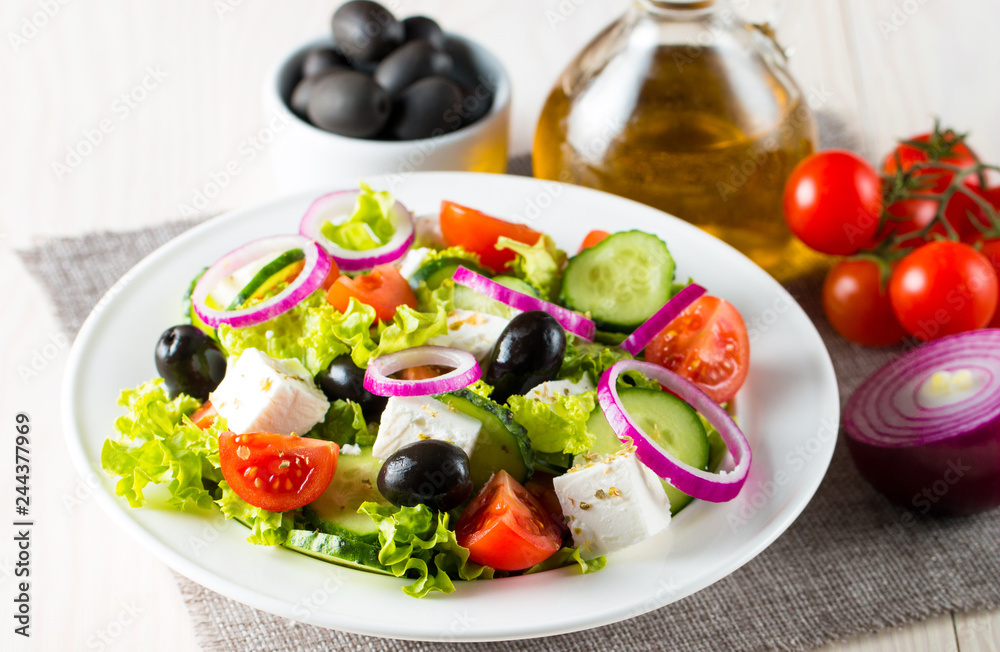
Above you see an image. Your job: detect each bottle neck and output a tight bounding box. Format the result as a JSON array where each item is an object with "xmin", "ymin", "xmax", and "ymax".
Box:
[{"xmin": 637, "ymin": 0, "xmax": 722, "ymax": 18}]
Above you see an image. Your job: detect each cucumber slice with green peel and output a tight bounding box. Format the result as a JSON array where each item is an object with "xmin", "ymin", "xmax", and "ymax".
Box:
[
  {"xmin": 306, "ymin": 447, "xmax": 387, "ymax": 544},
  {"xmin": 436, "ymin": 389, "xmax": 534, "ymax": 487},
  {"xmin": 182, "ymin": 267, "xmax": 216, "ymax": 337},
  {"xmin": 284, "ymin": 529, "xmax": 393, "ymax": 575},
  {"xmin": 533, "ymin": 451, "xmax": 574, "ymax": 475},
  {"xmin": 561, "ymin": 231, "xmax": 675, "ymax": 333},
  {"xmin": 408, "ymin": 256, "xmax": 492, "ymax": 291},
  {"xmin": 575, "ymin": 387, "xmax": 709, "ymax": 515},
  {"xmin": 226, "ymin": 249, "xmax": 305, "ymax": 310},
  {"xmin": 453, "ymin": 276, "xmax": 539, "ymax": 317}
]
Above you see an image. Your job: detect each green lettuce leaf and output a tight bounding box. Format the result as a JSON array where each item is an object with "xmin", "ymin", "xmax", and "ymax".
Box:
[
  {"xmin": 415, "ymin": 278, "xmax": 455, "ymax": 314},
  {"xmin": 558, "ymin": 340, "xmax": 634, "ymax": 385},
  {"xmin": 523, "ymin": 547, "xmax": 606, "ymax": 575},
  {"xmin": 463, "ymin": 379, "xmax": 494, "ymax": 400},
  {"xmin": 495, "ymin": 234, "xmax": 566, "ymax": 301},
  {"xmin": 216, "ymin": 481, "xmax": 292, "ymax": 546},
  {"xmin": 359, "ymin": 502, "xmax": 492, "ymax": 597},
  {"xmin": 420, "ymin": 245, "xmax": 482, "ymax": 267},
  {"xmin": 101, "ymin": 380, "xmax": 225, "ymax": 511},
  {"xmin": 371, "ymin": 304, "xmax": 449, "ymax": 359},
  {"xmin": 507, "ymin": 391, "xmax": 597, "ymax": 455},
  {"xmin": 305, "ymin": 399, "xmax": 368, "ymax": 446},
  {"xmin": 320, "ymin": 182, "xmax": 396, "ymax": 251},
  {"xmin": 217, "ymin": 291, "xmax": 355, "ymax": 375}
]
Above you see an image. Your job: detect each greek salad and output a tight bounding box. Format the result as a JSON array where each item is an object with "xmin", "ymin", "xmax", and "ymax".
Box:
[{"xmin": 102, "ymin": 183, "xmax": 752, "ymax": 597}]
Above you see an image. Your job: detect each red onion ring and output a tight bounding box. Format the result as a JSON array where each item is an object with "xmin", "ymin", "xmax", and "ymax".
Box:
[
  {"xmin": 452, "ymin": 266, "xmax": 596, "ymax": 341},
  {"xmin": 620, "ymin": 284, "xmax": 706, "ymax": 355},
  {"xmin": 192, "ymin": 235, "xmax": 331, "ymax": 329},
  {"xmin": 299, "ymin": 189, "xmax": 415, "ymax": 271},
  {"xmin": 364, "ymin": 346, "xmax": 482, "ymax": 397},
  {"xmin": 597, "ymin": 360, "xmax": 752, "ymax": 502}
]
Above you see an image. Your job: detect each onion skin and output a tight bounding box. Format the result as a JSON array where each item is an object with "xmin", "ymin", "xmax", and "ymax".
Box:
[{"xmin": 846, "ymin": 426, "xmax": 1000, "ymax": 516}]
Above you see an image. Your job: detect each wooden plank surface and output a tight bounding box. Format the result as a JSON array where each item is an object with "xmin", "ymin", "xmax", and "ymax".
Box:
[{"xmin": 0, "ymin": 1, "xmax": 997, "ymax": 650}]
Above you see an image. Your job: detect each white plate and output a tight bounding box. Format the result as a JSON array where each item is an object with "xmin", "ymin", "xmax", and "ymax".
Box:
[{"xmin": 62, "ymin": 172, "xmax": 839, "ymax": 642}]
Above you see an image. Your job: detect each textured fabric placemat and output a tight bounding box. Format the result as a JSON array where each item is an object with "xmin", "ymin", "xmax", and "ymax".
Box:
[{"xmin": 22, "ymin": 128, "xmax": 1000, "ymax": 651}]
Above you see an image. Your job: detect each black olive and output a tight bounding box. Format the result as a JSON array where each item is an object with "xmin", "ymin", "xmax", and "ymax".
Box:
[
  {"xmin": 331, "ymin": 1, "xmax": 404, "ymax": 63},
  {"xmin": 315, "ymin": 355, "xmax": 388, "ymax": 422},
  {"xmin": 306, "ymin": 70, "xmax": 390, "ymax": 138},
  {"xmin": 301, "ymin": 47, "xmax": 348, "ymax": 78},
  {"xmin": 457, "ymin": 82, "xmax": 494, "ymax": 127},
  {"xmin": 374, "ymin": 40, "xmax": 453, "ymax": 98},
  {"xmin": 154, "ymin": 325, "xmax": 227, "ymax": 401},
  {"xmin": 485, "ymin": 311, "xmax": 566, "ymax": 403},
  {"xmin": 289, "ymin": 69, "xmax": 348, "ymax": 119},
  {"xmin": 402, "ymin": 15, "xmax": 447, "ymax": 51},
  {"xmin": 387, "ymin": 75, "xmax": 463, "ymax": 141},
  {"xmin": 377, "ymin": 440, "xmax": 473, "ymax": 512}
]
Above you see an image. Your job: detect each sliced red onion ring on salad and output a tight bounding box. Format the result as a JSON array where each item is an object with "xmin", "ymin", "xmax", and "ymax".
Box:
[
  {"xmin": 597, "ymin": 359, "xmax": 751, "ymax": 502},
  {"xmin": 364, "ymin": 345, "xmax": 482, "ymax": 397},
  {"xmin": 452, "ymin": 266, "xmax": 596, "ymax": 341},
  {"xmin": 844, "ymin": 330, "xmax": 1000, "ymax": 515},
  {"xmin": 299, "ymin": 189, "xmax": 415, "ymax": 271},
  {"xmin": 192, "ymin": 235, "xmax": 331, "ymax": 329},
  {"xmin": 620, "ymin": 283, "xmax": 706, "ymax": 355}
]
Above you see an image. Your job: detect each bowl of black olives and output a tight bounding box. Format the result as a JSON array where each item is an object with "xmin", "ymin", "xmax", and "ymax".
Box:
[{"xmin": 266, "ymin": 1, "xmax": 511, "ymax": 192}]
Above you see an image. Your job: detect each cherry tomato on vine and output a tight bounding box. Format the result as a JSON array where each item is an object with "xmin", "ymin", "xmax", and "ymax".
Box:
[
  {"xmin": 882, "ymin": 132, "xmax": 978, "ymax": 193},
  {"xmin": 888, "ymin": 241, "xmax": 998, "ymax": 341},
  {"xmin": 978, "ymin": 239, "xmax": 1000, "ymax": 328},
  {"xmin": 822, "ymin": 259, "xmax": 907, "ymax": 347},
  {"xmin": 783, "ymin": 150, "xmax": 882, "ymax": 255}
]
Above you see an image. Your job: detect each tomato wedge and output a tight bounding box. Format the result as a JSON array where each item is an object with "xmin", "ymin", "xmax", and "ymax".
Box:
[
  {"xmin": 645, "ymin": 296, "xmax": 750, "ymax": 404},
  {"xmin": 456, "ymin": 471, "xmax": 562, "ymax": 571},
  {"xmin": 578, "ymin": 229, "xmax": 610, "ymax": 252},
  {"xmin": 320, "ymin": 257, "xmax": 341, "ymax": 290},
  {"xmin": 218, "ymin": 431, "xmax": 338, "ymax": 512},
  {"xmin": 190, "ymin": 401, "xmax": 219, "ymax": 430},
  {"xmin": 439, "ymin": 201, "xmax": 543, "ymax": 273},
  {"xmin": 326, "ymin": 263, "xmax": 416, "ymax": 322}
]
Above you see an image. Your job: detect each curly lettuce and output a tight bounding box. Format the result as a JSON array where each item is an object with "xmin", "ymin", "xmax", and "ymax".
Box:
[
  {"xmin": 305, "ymin": 399, "xmax": 370, "ymax": 446},
  {"xmin": 558, "ymin": 340, "xmax": 634, "ymax": 385},
  {"xmin": 101, "ymin": 380, "xmax": 225, "ymax": 511},
  {"xmin": 359, "ymin": 503, "xmax": 492, "ymax": 597},
  {"xmin": 321, "ymin": 182, "xmax": 396, "ymax": 250},
  {"xmin": 507, "ymin": 391, "xmax": 597, "ymax": 455},
  {"xmin": 523, "ymin": 547, "xmax": 606, "ymax": 575},
  {"xmin": 496, "ymin": 233, "xmax": 566, "ymax": 301},
  {"xmin": 216, "ymin": 481, "xmax": 293, "ymax": 546}
]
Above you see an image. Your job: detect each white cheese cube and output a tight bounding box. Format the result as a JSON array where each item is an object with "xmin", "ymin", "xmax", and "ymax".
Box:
[
  {"xmin": 209, "ymin": 348, "xmax": 330, "ymax": 436},
  {"xmin": 524, "ymin": 377, "xmax": 596, "ymax": 402},
  {"xmin": 395, "ymin": 247, "xmax": 431, "ymax": 279},
  {"xmin": 427, "ymin": 309, "xmax": 510, "ymax": 362},
  {"xmin": 372, "ymin": 396, "xmax": 482, "ymax": 460},
  {"xmin": 553, "ymin": 449, "xmax": 671, "ymax": 559}
]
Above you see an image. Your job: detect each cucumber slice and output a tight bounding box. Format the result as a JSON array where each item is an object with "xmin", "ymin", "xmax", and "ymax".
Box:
[
  {"xmin": 182, "ymin": 267, "xmax": 215, "ymax": 337},
  {"xmin": 409, "ymin": 256, "xmax": 492, "ymax": 290},
  {"xmin": 574, "ymin": 387, "xmax": 709, "ymax": 515},
  {"xmin": 561, "ymin": 231, "xmax": 675, "ymax": 332},
  {"xmin": 453, "ymin": 276, "xmax": 540, "ymax": 317},
  {"xmin": 226, "ymin": 249, "xmax": 305, "ymax": 310},
  {"xmin": 436, "ymin": 389, "xmax": 534, "ymax": 487},
  {"xmin": 306, "ymin": 447, "xmax": 387, "ymax": 544},
  {"xmin": 284, "ymin": 529, "xmax": 393, "ymax": 576},
  {"xmin": 534, "ymin": 451, "xmax": 573, "ymax": 475}
]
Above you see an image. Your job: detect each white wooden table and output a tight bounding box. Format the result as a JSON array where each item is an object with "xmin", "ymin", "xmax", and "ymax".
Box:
[{"xmin": 1, "ymin": 1, "xmax": 998, "ymax": 650}]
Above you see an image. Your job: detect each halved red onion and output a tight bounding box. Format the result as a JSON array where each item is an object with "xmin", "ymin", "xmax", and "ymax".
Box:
[
  {"xmin": 597, "ymin": 360, "xmax": 751, "ymax": 502},
  {"xmin": 620, "ymin": 283, "xmax": 706, "ymax": 355},
  {"xmin": 299, "ymin": 189, "xmax": 414, "ymax": 271},
  {"xmin": 192, "ymin": 235, "xmax": 331, "ymax": 328},
  {"xmin": 452, "ymin": 266, "xmax": 596, "ymax": 341},
  {"xmin": 845, "ymin": 330, "xmax": 1000, "ymax": 515},
  {"xmin": 364, "ymin": 346, "xmax": 481, "ymax": 397}
]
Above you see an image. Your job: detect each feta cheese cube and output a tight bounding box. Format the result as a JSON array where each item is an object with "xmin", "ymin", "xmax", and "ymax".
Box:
[
  {"xmin": 524, "ymin": 377, "xmax": 596, "ymax": 402},
  {"xmin": 427, "ymin": 309, "xmax": 510, "ymax": 362},
  {"xmin": 553, "ymin": 449, "xmax": 671, "ymax": 559},
  {"xmin": 372, "ymin": 396, "xmax": 482, "ymax": 460},
  {"xmin": 395, "ymin": 247, "xmax": 431, "ymax": 279},
  {"xmin": 209, "ymin": 348, "xmax": 330, "ymax": 436}
]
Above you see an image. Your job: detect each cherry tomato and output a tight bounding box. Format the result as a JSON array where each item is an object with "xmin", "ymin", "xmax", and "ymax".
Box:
[
  {"xmin": 578, "ymin": 229, "xmax": 610, "ymax": 252},
  {"xmin": 822, "ymin": 259, "xmax": 906, "ymax": 346},
  {"xmin": 456, "ymin": 470, "xmax": 562, "ymax": 571},
  {"xmin": 190, "ymin": 401, "xmax": 219, "ymax": 430},
  {"xmin": 882, "ymin": 132, "xmax": 978, "ymax": 193},
  {"xmin": 326, "ymin": 263, "xmax": 416, "ymax": 322},
  {"xmin": 888, "ymin": 241, "xmax": 998, "ymax": 341},
  {"xmin": 645, "ymin": 296, "xmax": 750, "ymax": 404},
  {"xmin": 218, "ymin": 431, "xmax": 338, "ymax": 512},
  {"xmin": 321, "ymin": 257, "xmax": 341, "ymax": 291},
  {"xmin": 978, "ymin": 239, "xmax": 1000, "ymax": 328},
  {"xmin": 783, "ymin": 150, "xmax": 882, "ymax": 255},
  {"xmin": 439, "ymin": 201, "xmax": 543, "ymax": 273},
  {"xmin": 394, "ymin": 365, "xmax": 447, "ymax": 381}
]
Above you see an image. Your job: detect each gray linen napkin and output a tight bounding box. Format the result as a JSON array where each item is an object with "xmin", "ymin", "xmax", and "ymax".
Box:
[{"xmin": 20, "ymin": 119, "xmax": 1000, "ymax": 651}]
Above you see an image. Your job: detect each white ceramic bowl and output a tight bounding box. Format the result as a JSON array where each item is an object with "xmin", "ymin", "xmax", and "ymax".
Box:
[{"xmin": 264, "ymin": 35, "xmax": 511, "ymax": 193}]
